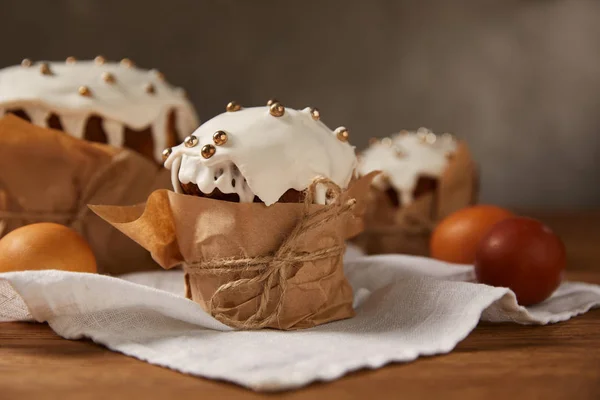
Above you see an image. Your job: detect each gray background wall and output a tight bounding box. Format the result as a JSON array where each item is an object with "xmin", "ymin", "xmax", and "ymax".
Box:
[{"xmin": 2, "ymin": 0, "xmax": 599, "ymax": 209}]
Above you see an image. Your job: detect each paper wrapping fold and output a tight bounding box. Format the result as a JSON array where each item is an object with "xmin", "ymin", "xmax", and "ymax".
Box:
[
  {"xmin": 354, "ymin": 142, "xmax": 478, "ymax": 256},
  {"xmin": 90, "ymin": 172, "xmax": 377, "ymax": 330},
  {"xmin": 0, "ymin": 115, "xmax": 170, "ymax": 274}
]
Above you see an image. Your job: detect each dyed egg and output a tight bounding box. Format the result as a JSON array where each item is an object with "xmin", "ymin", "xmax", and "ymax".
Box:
[
  {"xmin": 430, "ymin": 205, "xmax": 514, "ymax": 264},
  {"xmin": 475, "ymin": 217, "xmax": 565, "ymax": 306},
  {"xmin": 0, "ymin": 223, "xmax": 97, "ymax": 273}
]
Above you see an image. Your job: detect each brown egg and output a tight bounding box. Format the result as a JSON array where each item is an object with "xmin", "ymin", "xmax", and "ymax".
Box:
[
  {"xmin": 0, "ymin": 223, "xmax": 97, "ymax": 273},
  {"xmin": 430, "ymin": 205, "xmax": 514, "ymax": 264},
  {"xmin": 475, "ymin": 217, "xmax": 565, "ymax": 306}
]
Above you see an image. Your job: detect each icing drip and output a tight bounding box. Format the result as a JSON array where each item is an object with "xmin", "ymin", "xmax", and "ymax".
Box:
[
  {"xmin": 0, "ymin": 60, "xmax": 200, "ymax": 162},
  {"xmin": 358, "ymin": 129, "xmax": 458, "ymax": 205},
  {"xmin": 151, "ymin": 108, "xmax": 170, "ymax": 162},
  {"xmin": 26, "ymin": 106, "xmax": 50, "ymax": 127},
  {"xmin": 102, "ymin": 118, "xmax": 124, "ymax": 147},
  {"xmin": 60, "ymin": 114, "xmax": 88, "ymax": 139},
  {"xmin": 178, "ymin": 159, "xmax": 255, "ymax": 202},
  {"xmin": 165, "ymin": 106, "xmax": 357, "ymax": 206}
]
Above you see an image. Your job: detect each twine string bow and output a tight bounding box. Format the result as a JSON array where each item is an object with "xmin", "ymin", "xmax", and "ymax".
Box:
[{"xmin": 184, "ymin": 177, "xmax": 357, "ymax": 330}]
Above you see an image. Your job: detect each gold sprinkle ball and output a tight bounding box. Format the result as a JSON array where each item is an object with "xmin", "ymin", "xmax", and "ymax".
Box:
[
  {"xmin": 145, "ymin": 83, "xmax": 156, "ymax": 94},
  {"xmin": 394, "ymin": 146, "xmax": 407, "ymax": 158},
  {"xmin": 94, "ymin": 55, "xmax": 106, "ymax": 65},
  {"xmin": 381, "ymin": 137, "xmax": 392, "ymax": 147},
  {"xmin": 154, "ymin": 69, "xmax": 165, "ymax": 80},
  {"xmin": 121, "ymin": 58, "xmax": 135, "ymax": 68},
  {"xmin": 441, "ymin": 132, "xmax": 454, "ymax": 141},
  {"xmin": 335, "ymin": 126, "xmax": 349, "ymax": 142},
  {"xmin": 21, "ymin": 58, "xmax": 32, "ymax": 67},
  {"xmin": 184, "ymin": 136, "xmax": 198, "ymax": 148},
  {"xmin": 102, "ymin": 72, "xmax": 116, "ymax": 83},
  {"xmin": 226, "ymin": 101, "xmax": 242, "ymax": 112},
  {"xmin": 213, "ymin": 130, "xmax": 228, "ymax": 146},
  {"xmin": 425, "ymin": 132, "xmax": 437, "ymax": 144},
  {"xmin": 309, "ymin": 107, "xmax": 320, "ymax": 120},
  {"xmin": 201, "ymin": 144, "xmax": 216, "ymax": 159},
  {"xmin": 162, "ymin": 148, "xmax": 172, "ymax": 161},
  {"xmin": 269, "ymin": 102, "xmax": 285, "ymax": 117},
  {"xmin": 78, "ymin": 86, "xmax": 92, "ymax": 97},
  {"xmin": 66, "ymin": 56, "xmax": 77, "ymax": 64},
  {"xmin": 266, "ymin": 98, "xmax": 279, "ymax": 107},
  {"xmin": 39, "ymin": 63, "xmax": 52, "ymax": 75}
]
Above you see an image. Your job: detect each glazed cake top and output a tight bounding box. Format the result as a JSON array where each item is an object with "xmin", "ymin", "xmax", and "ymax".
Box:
[
  {"xmin": 164, "ymin": 104, "xmax": 357, "ymax": 206},
  {"xmin": 358, "ymin": 128, "xmax": 458, "ymax": 205},
  {"xmin": 0, "ymin": 59, "xmax": 199, "ymax": 161}
]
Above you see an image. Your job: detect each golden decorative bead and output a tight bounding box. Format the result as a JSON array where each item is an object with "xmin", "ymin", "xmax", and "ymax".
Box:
[
  {"xmin": 184, "ymin": 135, "xmax": 198, "ymax": 148},
  {"xmin": 145, "ymin": 83, "xmax": 156, "ymax": 94},
  {"xmin": 309, "ymin": 107, "xmax": 320, "ymax": 120},
  {"xmin": 121, "ymin": 58, "xmax": 135, "ymax": 68},
  {"xmin": 368, "ymin": 137, "xmax": 380, "ymax": 146},
  {"xmin": 154, "ymin": 69, "xmax": 165, "ymax": 80},
  {"xmin": 21, "ymin": 58, "xmax": 32, "ymax": 67},
  {"xmin": 162, "ymin": 148, "xmax": 172, "ymax": 161},
  {"xmin": 441, "ymin": 132, "xmax": 455, "ymax": 141},
  {"xmin": 266, "ymin": 98, "xmax": 279, "ymax": 107},
  {"xmin": 425, "ymin": 132, "xmax": 437, "ymax": 144},
  {"xmin": 102, "ymin": 72, "xmax": 116, "ymax": 83},
  {"xmin": 201, "ymin": 144, "xmax": 216, "ymax": 159},
  {"xmin": 66, "ymin": 56, "xmax": 77, "ymax": 64},
  {"xmin": 269, "ymin": 102, "xmax": 285, "ymax": 117},
  {"xmin": 335, "ymin": 126, "xmax": 349, "ymax": 142},
  {"xmin": 94, "ymin": 55, "xmax": 106, "ymax": 65},
  {"xmin": 226, "ymin": 101, "xmax": 241, "ymax": 112},
  {"xmin": 213, "ymin": 130, "xmax": 228, "ymax": 146},
  {"xmin": 381, "ymin": 137, "xmax": 392, "ymax": 147},
  {"xmin": 393, "ymin": 146, "xmax": 407, "ymax": 158},
  {"xmin": 78, "ymin": 86, "xmax": 92, "ymax": 97},
  {"xmin": 39, "ymin": 63, "xmax": 52, "ymax": 75}
]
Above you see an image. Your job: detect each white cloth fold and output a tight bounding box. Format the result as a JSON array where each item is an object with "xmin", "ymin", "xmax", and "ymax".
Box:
[{"xmin": 1, "ymin": 248, "xmax": 599, "ymax": 392}]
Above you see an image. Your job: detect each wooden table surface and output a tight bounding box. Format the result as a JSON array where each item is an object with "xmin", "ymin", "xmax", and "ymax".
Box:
[{"xmin": 1, "ymin": 212, "xmax": 599, "ymax": 399}]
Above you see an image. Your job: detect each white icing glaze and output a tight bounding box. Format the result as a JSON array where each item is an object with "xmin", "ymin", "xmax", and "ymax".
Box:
[
  {"xmin": 358, "ymin": 128, "xmax": 457, "ymax": 205},
  {"xmin": 25, "ymin": 106, "xmax": 49, "ymax": 127},
  {"xmin": 0, "ymin": 60, "xmax": 199, "ymax": 162},
  {"xmin": 151, "ymin": 108, "xmax": 170, "ymax": 162},
  {"xmin": 102, "ymin": 118, "xmax": 124, "ymax": 147},
  {"xmin": 60, "ymin": 114, "xmax": 88, "ymax": 139},
  {"xmin": 165, "ymin": 106, "xmax": 357, "ymax": 206}
]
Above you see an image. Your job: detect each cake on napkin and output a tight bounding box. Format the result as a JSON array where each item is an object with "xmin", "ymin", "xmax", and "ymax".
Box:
[
  {"xmin": 354, "ymin": 128, "xmax": 478, "ymax": 256},
  {"xmin": 92, "ymin": 100, "xmax": 377, "ymax": 330}
]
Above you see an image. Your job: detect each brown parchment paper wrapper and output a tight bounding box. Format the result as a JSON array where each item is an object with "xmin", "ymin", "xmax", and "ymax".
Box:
[
  {"xmin": 353, "ymin": 142, "xmax": 478, "ymax": 256},
  {"xmin": 90, "ymin": 172, "xmax": 378, "ymax": 330},
  {"xmin": 0, "ymin": 115, "xmax": 172, "ymax": 274}
]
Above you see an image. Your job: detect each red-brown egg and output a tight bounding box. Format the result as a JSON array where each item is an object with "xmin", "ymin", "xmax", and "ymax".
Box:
[
  {"xmin": 475, "ymin": 217, "xmax": 566, "ymax": 306},
  {"xmin": 430, "ymin": 205, "xmax": 514, "ymax": 264},
  {"xmin": 0, "ymin": 223, "xmax": 97, "ymax": 273}
]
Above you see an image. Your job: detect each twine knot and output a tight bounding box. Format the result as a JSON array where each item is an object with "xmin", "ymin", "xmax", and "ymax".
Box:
[{"xmin": 184, "ymin": 177, "xmax": 356, "ymax": 330}]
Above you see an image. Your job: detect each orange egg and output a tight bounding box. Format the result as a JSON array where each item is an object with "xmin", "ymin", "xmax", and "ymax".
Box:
[
  {"xmin": 0, "ymin": 223, "xmax": 97, "ymax": 273},
  {"xmin": 430, "ymin": 205, "xmax": 514, "ymax": 264}
]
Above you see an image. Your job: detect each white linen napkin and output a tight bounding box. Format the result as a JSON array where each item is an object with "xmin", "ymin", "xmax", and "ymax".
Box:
[{"xmin": 1, "ymin": 246, "xmax": 599, "ymax": 392}]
